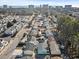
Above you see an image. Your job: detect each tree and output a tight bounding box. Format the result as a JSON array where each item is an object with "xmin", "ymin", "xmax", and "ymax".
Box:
[{"xmin": 57, "ymin": 15, "xmax": 79, "ymax": 59}]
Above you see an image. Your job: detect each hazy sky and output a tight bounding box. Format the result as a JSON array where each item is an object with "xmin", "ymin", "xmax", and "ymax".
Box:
[{"xmin": 0, "ymin": 0, "xmax": 79, "ymax": 7}]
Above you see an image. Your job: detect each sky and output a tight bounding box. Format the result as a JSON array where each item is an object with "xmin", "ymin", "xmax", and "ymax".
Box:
[{"xmin": 0, "ymin": 0, "xmax": 79, "ymax": 7}]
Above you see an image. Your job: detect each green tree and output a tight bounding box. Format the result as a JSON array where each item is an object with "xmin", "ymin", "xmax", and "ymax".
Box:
[{"xmin": 57, "ymin": 15, "xmax": 79, "ymax": 59}]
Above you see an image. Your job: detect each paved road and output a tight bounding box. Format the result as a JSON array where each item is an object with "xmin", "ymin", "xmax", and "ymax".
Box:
[
  {"xmin": 0, "ymin": 15, "xmax": 35, "ymax": 59},
  {"xmin": 0, "ymin": 27, "xmax": 26, "ymax": 59}
]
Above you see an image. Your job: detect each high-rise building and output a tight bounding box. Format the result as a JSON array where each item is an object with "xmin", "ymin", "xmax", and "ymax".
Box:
[
  {"xmin": 65, "ymin": 5, "xmax": 72, "ymax": 9},
  {"xmin": 3, "ymin": 5, "xmax": 8, "ymax": 9},
  {"xmin": 28, "ymin": 5, "xmax": 34, "ymax": 9},
  {"xmin": 42, "ymin": 4, "xmax": 49, "ymax": 15},
  {"xmin": 42, "ymin": 4, "xmax": 49, "ymax": 9},
  {"xmin": 56, "ymin": 6, "xmax": 63, "ymax": 9}
]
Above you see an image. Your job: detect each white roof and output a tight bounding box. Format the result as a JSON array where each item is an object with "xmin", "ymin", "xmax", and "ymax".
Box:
[
  {"xmin": 24, "ymin": 50, "xmax": 34, "ymax": 55},
  {"xmin": 12, "ymin": 49, "xmax": 23, "ymax": 55}
]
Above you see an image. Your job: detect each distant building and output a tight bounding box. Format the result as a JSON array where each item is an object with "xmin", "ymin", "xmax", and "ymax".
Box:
[
  {"xmin": 0, "ymin": 6, "xmax": 2, "ymax": 8},
  {"xmin": 65, "ymin": 5, "xmax": 72, "ymax": 9},
  {"xmin": 40, "ymin": 5, "xmax": 42, "ymax": 9},
  {"xmin": 41, "ymin": 4, "xmax": 49, "ymax": 15},
  {"xmin": 3, "ymin": 5, "xmax": 8, "ymax": 9},
  {"xmin": 56, "ymin": 6, "xmax": 63, "ymax": 9},
  {"xmin": 42, "ymin": 4, "xmax": 49, "ymax": 10},
  {"xmin": 28, "ymin": 5, "xmax": 34, "ymax": 9},
  {"xmin": 49, "ymin": 6, "xmax": 53, "ymax": 9},
  {"xmin": 9, "ymin": 6, "xmax": 12, "ymax": 9},
  {"xmin": 43, "ymin": 4, "xmax": 49, "ymax": 8}
]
